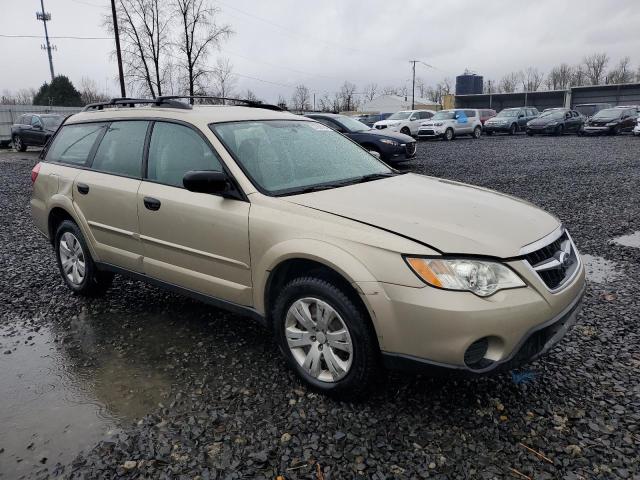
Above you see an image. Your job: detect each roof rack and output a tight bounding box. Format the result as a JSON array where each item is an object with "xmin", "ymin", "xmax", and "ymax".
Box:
[{"xmin": 82, "ymin": 96, "xmax": 282, "ymax": 112}]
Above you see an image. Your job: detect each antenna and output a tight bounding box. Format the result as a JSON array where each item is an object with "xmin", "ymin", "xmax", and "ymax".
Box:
[{"xmin": 37, "ymin": 0, "xmax": 55, "ymax": 81}]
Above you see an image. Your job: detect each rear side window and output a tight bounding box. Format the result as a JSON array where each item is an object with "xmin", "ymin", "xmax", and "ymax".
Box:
[
  {"xmin": 464, "ymin": 110, "xmax": 476, "ymax": 118},
  {"xmin": 31, "ymin": 116, "xmax": 43, "ymax": 127},
  {"xmin": 147, "ymin": 122, "xmax": 223, "ymax": 188},
  {"xmin": 419, "ymin": 111, "xmax": 433, "ymax": 119},
  {"xmin": 91, "ymin": 121, "xmax": 148, "ymax": 177},
  {"xmin": 47, "ymin": 123, "xmax": 106, "ymax": 165}
]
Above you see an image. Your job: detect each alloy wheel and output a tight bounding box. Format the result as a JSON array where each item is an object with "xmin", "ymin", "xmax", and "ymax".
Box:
[
  {"xmin": 59, "ymin": 232, "xmax": 86, "ymax": 286},
  {"xmin": 285, "ymin": 297, "xmax": 353, "ymax": 382},
  {"xmin": 13, "ymin": 136, "xmax": 22, "ymax": 151}
]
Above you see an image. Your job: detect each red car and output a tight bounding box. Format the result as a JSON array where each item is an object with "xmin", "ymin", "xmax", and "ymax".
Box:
[{"xmin": 479, "ymin": 109, "xmax": 497, "ymax": 126}]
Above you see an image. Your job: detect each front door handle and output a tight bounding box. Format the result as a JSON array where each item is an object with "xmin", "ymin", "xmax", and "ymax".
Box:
[
  {"xmin": 77, "ymin": 183, "xmax": 89, "ymax": 195},
  {"xmin": 143, "ymin": 197, "xmax": 161, "ymax": 211}
]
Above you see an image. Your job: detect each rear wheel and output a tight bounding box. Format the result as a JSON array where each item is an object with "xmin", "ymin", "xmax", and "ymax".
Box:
[
  {"xmin": 472, "ymin": 126, "xmax": 482, "ymax": 139},
  {"xmin": 611, "ymin": 125, "xmax": 622, "ymax": 136},
  {"xmin": 508, "ymin": 123, "xmax": 517, "ymax": 135},
  {"xmin": 273, "ymin": 276, "xmax": 379, "ymax": 398},
  {"xmin": 13, "ymin": 135, "xmax": 26, "ymax": 152},
  {"xmin": 555, "ymin": 125, "xmax": 564, "ymax": 136},
  {"xmin": 54, "ymin": 220, "xmax": 114, "ymax": 296},
  {"xmin": 443, "ymin": 128, "xmax": 454, "ymax": 141}
]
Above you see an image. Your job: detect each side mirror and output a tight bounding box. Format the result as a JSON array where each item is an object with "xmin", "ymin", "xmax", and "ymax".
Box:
[
  {"xmin": 34, "ymin": 124, "xmax": 43, "ymax": 130},
  {"xmin": 183, "ymin": 170, "xmax": 230, "ymax": 195},
  {"xmin": 518, "ymin": 114, "xmax": 525, "ymax": 118}
]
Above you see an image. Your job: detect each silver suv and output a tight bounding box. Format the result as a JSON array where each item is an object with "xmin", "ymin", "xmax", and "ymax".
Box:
[
  {"xmin": 417, "ymin": 109, "xmax": 483, "ymax": 140},
  {"xmin": 31, "ymin": 96, "xmax": 585, "ymax": 397}
]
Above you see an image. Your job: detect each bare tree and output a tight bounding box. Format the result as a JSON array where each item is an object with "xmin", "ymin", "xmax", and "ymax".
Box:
[
  {"xmin": 339, "ymin": 81, "xmax": 358, "ymax": 111},
  {"xmin": 0, "ymin": 89, "xmax": 36, "ymax": 105},
  {"xmin": 483, "ymin": 79, "xmax": 497, "ymax": 94},
  {"xmin": 582, "ymin": 53, "xmax": 609, "ymax": 86},
  {"xmin": 211, "ymin": 57, "xmax": 236, "ymax": 102},
  {"xmin": 108, "ymin": 0, "xmax": 172, "ymax": 97},
  {"xmin": 499, "ymin": 72, "xmax": 520, "ymax": 93},
  {"xmin": 277, "ymin": 95, "xmax": 288, "ymax": 110},
  {"xmin": 397, "ymin": 85, "xmax": 409, "ymax": 98},
  {"xmin": 243, "ymin": 89, "xmax": 258, "ymax": 102},
  {"xmin": 363, "ymin": 83, "xmax": 378, "ymax": 102},
  {"xmin": 606, "ymin": 56, "xmax": 634, "ymax": 84},
  {"xmin": 520, "ymin": 67, "xmax": 544, "ymax": 92},
  {"xmin": 290, "ymin": 84, "xmax": 311, "ymax": 111},
  {"xmin": 440, "ymin": 77, "xmax": 453, "ymax": 96},
  {"xmin": 415, "ymin": 77, "xmax": 426, "ymax": 98},
  {"xmin": 79, "ymin": 77, "xmax": 109, "ymax": 105},
  {"xmin": 381, "ymin": 85, "xmax": 398, "ymax": 95},
  {"xmin": 546, "ymin": 63, "xmax": 574, "ymax": 90},
  {"xmin": 317, "ymin": 93, "xmax": 333, "ymax": 112},
  {"xmin": 173, "ymin": 0, "xmax": 232, "ymax": 100},
  {"xmin": 571, "ymin": 65, "xmax": 587, "ymax": 86}
]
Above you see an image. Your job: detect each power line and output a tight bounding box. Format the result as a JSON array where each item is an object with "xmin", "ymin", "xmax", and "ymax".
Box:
[{"xmin": 0, "ymin": 34, "xmax": 111, "ymax": 40}]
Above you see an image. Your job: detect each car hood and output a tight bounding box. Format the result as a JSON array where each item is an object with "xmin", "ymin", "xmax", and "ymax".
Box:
[
  {"xmin": 529, "ymin": 116, "xmax": 560, "ymax": 126},
  {"xmin": 374, "ymin": 119, "xmax": 403, "ymax": 126},
  {"xmin": 355, "ymin": 129, "xmax": 414, "ymax": 142},
  {"xmin": 285, "ymin": 173, "xmax": 559, "ymax": 258}
]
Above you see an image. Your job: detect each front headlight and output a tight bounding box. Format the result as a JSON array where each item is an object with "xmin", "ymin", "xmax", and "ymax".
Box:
[
  {"xmin": 606, "ymin": 122, "xmax": 617, "ymax": 127},
  {"xmin": 405, "ymin": 257, "xmax": 525, "ymax": 297},
  {"xmin": 379, "ymin": 138, "xmax": 399, "ymax": 146},
  {"xmin": 547, "ymin": 121, "xmax": 558, "ymax": 126}
]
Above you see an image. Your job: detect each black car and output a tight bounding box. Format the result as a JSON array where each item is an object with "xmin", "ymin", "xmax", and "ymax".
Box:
[
  {"xmin": 526, "ymin": 109, "xmax": 584, "ymax": 136},
  {"xmin": 11, "ymin": 113, "xmax": 64, "ymax": 151},
  {"xmin": 354, "ymin": 113, "xmax": 392, "ymax": 128},
  {"xmin": 583, "ymin": 108, "xmax": 637, "ymax": 135},
  {"xmin": 305, "ymin": 113, "xmax": 416, "ymax": 163}
]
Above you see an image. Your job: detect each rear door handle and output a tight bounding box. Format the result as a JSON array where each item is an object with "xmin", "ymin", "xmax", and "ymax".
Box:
[
  {"xmin": 77, "ymin": 183, "xmax": 89, "ymax": 195},
  {"xmin": 143, "ymin": 197, "xmax": 161, "ymax": 211}
]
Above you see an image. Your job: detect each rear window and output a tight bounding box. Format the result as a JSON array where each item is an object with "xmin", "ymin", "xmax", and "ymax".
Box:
[{"xmin": 47, "ymin": 123, "xmax": 106, "ymax": 165}]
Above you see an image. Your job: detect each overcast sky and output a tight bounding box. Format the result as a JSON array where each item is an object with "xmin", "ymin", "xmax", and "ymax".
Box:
[{"xmin": 2, "ymin": 0, "xmax": 639, "ymax": 103}]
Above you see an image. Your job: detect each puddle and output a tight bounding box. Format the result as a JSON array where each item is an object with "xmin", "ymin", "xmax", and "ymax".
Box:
[
  {"xmin": 612, "ymin": 231, "xmax": 640, "ymax": 248},
  {"xmin": 581, "ymin": 254, "xmax": 621, "ymax": 284},
  {"xmin": 0, "ymin": 312, "xmax": 210, "ymax": 478}
]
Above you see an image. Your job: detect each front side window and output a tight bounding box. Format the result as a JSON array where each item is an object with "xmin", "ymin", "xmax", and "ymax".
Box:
[
  {"xmin": 91, "ymin": 121, "xmax": 148, "ymax": 177},
  {"xmin": 22, "ymin": 115, "xmax": 32, "ymax": 125},
  {"xmin": 47, "ymin": 123, "xmax": 106, "ymax": 165},
  {"xmin": 31, "ymin": 116, "xmax": 43, "ymax": 128},
  {"xmin": 497, "ymin": 109, "xmax": 518, "ymax": 117},
  {"xmin": 147, "ymin": 122, "xmax": 223, "ymax": 188},
  {"xmin": 387, "ymin": 111, "xmax": 412, "ymax": 120},
  {"xmin": 334, "ymin": 116, "xmax": 369, "ymax": 132},
  {"xmin": 212, "ymin": 120, "xmax": 392, "ymax": 195},
  {"xmin": 432, "ymin": 111, "xmax": 456, "ymax": 120}
]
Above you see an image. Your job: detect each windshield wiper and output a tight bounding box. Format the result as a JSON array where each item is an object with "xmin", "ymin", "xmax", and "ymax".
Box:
[{"xmin": 351, "ymin": 172, "xmax": 400, "ymax": 184}]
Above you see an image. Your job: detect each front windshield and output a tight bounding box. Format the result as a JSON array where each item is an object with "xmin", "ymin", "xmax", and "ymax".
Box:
[
  {"xmin": 575, "ymin": 105, "xmax": 597, "ymax": 117},
  {"xmin": 211, "ymin": 120, "xmax": 393, "ymax": 195},
  {"xmin": 496, "ymin": 110, "xmax": 518, "ymax": 117},
  {"xmin": 431, "ymin": 111, "xmax": 455, "ymax": 120},
  {"xmin": 42, "ymin": 116, "xmax": 63, "ymax": 129},
  {"xmin": 387, "ymin": 111, "xmax": 412, "ymax": 120},
  {"xmin": 335, "ymin": 116, "xmax": 370, "ymax": 132},
  {"xmin": 593, "ymin": 109, "xmax": 622, "ymax": 119},
  {"xmin": 539, "ymin": 111, "xmax": 564, "ymax": 119}
]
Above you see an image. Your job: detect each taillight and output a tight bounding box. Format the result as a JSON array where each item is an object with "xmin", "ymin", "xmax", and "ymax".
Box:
[{"xmin": 31, "ymin": 162, "xmax": 41, "ymax": 183}]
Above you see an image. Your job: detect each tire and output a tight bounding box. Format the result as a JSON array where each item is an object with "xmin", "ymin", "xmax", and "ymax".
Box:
[
  {"xmin": 443, "ymin": 128, "xmax": 454, "ymax": 141},
  {"xmin": 54, "ymin": 220, "xmax": 114, "ymax": 296},
  {"xmin": 13, "ymin": 135, "xmax": 26, "ymax": 152},
  {"xmin": 555, "ymin": 125, "xmax": 564, "ymax": 136},
  {"xmin": 611, "ymin": 125, "xmax": 621, "ymax": 136},
  {"xmin": 508, "ymin": 123, "xmax": 517, "ymax": 135},
  {"xmin": 273, "ymin": 276, "xmax": 379, "ymax": 398},
  {"xmin": 472, "ymin": 126, "xmax": 482, "ymax": 139},
  {"xmin": 400, "ymin": 127, "xmax": 411, "ymax": 136},
  {"xmin": 526, "ymin": 131, "xmax": 534, "ymax": 137}
]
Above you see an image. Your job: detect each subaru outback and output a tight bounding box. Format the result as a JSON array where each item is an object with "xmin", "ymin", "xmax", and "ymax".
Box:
[{"xmin": 31, "ymin": 97, "xmax": 585, "ymax": 397}]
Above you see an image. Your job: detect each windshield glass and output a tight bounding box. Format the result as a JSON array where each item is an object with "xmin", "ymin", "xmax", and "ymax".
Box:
[
  {"xmin": 593, "ymin": 108, "xmax": 622, "ymax": 119},
  {"xmin": 42, "ymin": 116, "xmax": 63, "ymax": 129},
  {"xmin": 575, "ymin": 105, "xmax": 599, "ymax": 117},
  {"xmin": 387, "ymin": 111, "xmax": 412, "ymax": 120},
  {"xmin": 211, "ymin": 120, "xmax": 392, "ymax": 195},
  {"xmin": 431, "ymin": 111, "xmax": 455, "ymax": 120},
  {"xmin": 496, "ymin": 109, "xmax": 518, "ymax": 117},
  {"xmin": 539, "ymin": 111, "xmax": 564, "ymax": 119},
  {"xmin": 335, "ymin": 116, "xmax": 370, "ymax": 132}
]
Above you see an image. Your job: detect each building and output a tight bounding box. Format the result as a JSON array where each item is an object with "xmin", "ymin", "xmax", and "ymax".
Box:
[
  {"xmin": 359, "ymin": 94, "xmax": 440, "ymax": 114},
  {"xmin": 456, "ymin": 73, "xmax": 483, "ymax": 95}
]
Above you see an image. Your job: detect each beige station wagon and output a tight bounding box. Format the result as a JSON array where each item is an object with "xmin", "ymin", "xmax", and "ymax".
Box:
[{"xmin": 31, "ymin": 97, "xmax": 585, "ymax": 397}]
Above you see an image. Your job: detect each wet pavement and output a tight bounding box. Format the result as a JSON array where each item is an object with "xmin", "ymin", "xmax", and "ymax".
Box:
[{"xmin": 613, "ymin": 231, "xmax": 640, "ymax": 249}]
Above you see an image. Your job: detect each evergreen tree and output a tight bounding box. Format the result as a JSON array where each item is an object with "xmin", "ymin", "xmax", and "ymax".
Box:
[{"xmin": 33, "ymin": 76, "xmax": 83, "ymax": 106}]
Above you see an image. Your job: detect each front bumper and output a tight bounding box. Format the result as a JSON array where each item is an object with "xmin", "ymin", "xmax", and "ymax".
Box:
[
  {"xmin": 484, "ymin": 124, "xmax": 511, "ymax": 133},
  {"xmin": 527, "ymin": 125, "xmax": 557, "ymax": 134},
  {"xmin": 634, "ymin": 126, "xmax": 640, "ymax": 135},
  {"xmin": 417, "ymin": 128, "xmax": 445, "ymax": 138},
  {"xmin": 380, "ymin": 141, "xmax": 417, "ymax": 162},
  {"xmin": 359, "ymin": 259, "xmax": 586, "ymax": 374},
  {"xmin": 583, "ymin": 126, "xmax": 613, "ymax": 135}
]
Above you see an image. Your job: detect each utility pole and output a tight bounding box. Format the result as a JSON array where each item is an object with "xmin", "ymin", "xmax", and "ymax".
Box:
[
  {"xmin": 410, "ymin": 60, "xmax": 418, "ymax": 109},
  {"xmin": 110, "ymin": 0, "xmax": 126, "ymax": 98},
  {"xmin": 37, "ymin": 0, "xmax": 55, "ymax": 81}
]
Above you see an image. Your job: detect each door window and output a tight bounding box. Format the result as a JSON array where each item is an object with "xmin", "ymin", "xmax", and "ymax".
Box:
[
  {"xmin": 147, "ymin": 122, "xmax": 223, "ymax": 188},
  {"xmin": 464, "ymin": 110, "xmax": 476, "ymax": 118},
  {"xmin": 46, "ymin": 123, "xmax": 107, "ymax": 165},
  {"xmin": 91, "ymin": 121, "xmax": 148, "ymax": 177},
  {"xmin": 418, "ymin": 111, "xmax": 433, "ymax": 119},
  {"xmin": 31, "ymin": 116, "xmax": 43, "ymax": 128}
]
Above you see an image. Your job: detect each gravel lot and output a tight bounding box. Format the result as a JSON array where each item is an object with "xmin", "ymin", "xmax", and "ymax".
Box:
[{"xmin": 1, "ymin": 134, "xmax": 639, "ymax": 479}]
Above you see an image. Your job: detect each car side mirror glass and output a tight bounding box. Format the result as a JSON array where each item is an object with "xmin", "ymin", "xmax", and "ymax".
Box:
[{"xmin": 183, "ymin": 170, "xmax": 230, "ymax": 195}]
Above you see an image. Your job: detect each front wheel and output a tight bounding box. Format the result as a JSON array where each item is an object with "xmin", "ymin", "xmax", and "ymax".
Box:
[
  {"xmin": 55, "ymin": 220, "xmax": 114, "ymax": 296},
  {"xmin": 611, "ymin": 125, "xmax": 622, "ymax": 136},
  {"xmin": 400, "ymin": 127, "xmax": 411, "ymax": 136},
  {"xmin": 508, "ymin": 123, "xmax": 517, "ymax": 135},
  {"xmin": 526, "ymin": 130, "xmax": 534, "ymax": 136},
  {"xmin": 555, "ymin": 125, "xmax": 564, "ymax": 136},
  {"xmin": 472, "ymin": 126, "xmax": 482, "ymax": 139},
  {"xmin": 273, "ymin": 276, "xmax": 379, "ymax": 398},
  {"xmin": 443, "ymin": 128, "xmax": 454, "ymax": 141},
  {"xmin": 13, "ymin": 135, "xmax": 26, "ymax": 152}
]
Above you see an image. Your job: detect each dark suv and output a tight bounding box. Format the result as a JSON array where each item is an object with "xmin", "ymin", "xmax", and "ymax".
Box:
[
  {"xmin": 11, "ymin": 114, "xmax": 64, "ymax": 151},
  {"xmin": 305, "ymin": 113, "xmax": 416, "ymax": 163},
  {"xmin": 483, "ymin": 107, "xmax": 539, "ymax": 135}
]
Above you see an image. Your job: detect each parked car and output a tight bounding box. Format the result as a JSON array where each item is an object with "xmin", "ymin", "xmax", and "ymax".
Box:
[
  {"xmin": 32, "ymin": 96, "xmax": 585, "ymax": 397},
  {"xmin": 614, "ymin": 105, "xmax": 640, "ymax": 114},
  {"xmin": 484, "ymin": 107, "xmax": 540, "ymax": 135},
  {"xmin": 305, "ymin": 113, "xmax": 416, "ymax": 163},
  {"xmin": 583, "ymin": 108, "xmax": 637, "ymax": 135},
  {"xmin": 354, "ymin": 113, "xmax": 392, "ymax": 128},
  {"xmin": 634, "ymin": 117, "xmax": 640, "ymax": 136},
  {"xmin": 417, "ymin": 109, "xmax": 484, "ymax": 140},
  {"xmin": 573, "ymin": 103, "xmax": 612, "ymax": 119},
  {"xmin": 479, "ymin": 109, "xmax": 497, "ymax": 126},
  {"xmin": 526, "ymin": 109, "xmax": 584, "ymax": 135},
  {"xmin": 373, "ymin": 110, "xmax": 435, "ymax": 136},
  {"xmin": 11, "ymin": 113, "xmax": 64, "ymax": 151}
]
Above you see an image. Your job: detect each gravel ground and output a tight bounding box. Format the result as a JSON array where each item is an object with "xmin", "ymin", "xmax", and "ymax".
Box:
[{"xmin": 1, "ymin": 134, "xmax": 639, "ymax": 479}]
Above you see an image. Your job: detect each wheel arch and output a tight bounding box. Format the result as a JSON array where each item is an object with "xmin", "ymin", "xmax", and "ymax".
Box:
[{"xmin": 46, "ymin": 199, "xmax": 100, "ymax": 262}]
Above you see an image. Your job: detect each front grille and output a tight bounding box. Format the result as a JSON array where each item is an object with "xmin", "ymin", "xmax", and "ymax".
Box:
[
  {"xmin": 418, "ymin": 129, "xmax": 435, "ymax": 136},
  {"xmin": 524, "ymin": 231, "xmax": 578, "ymax": 290},
  {"xmin": 405, "ymin": 142, "xmax": 416, "ymax": 156}
]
